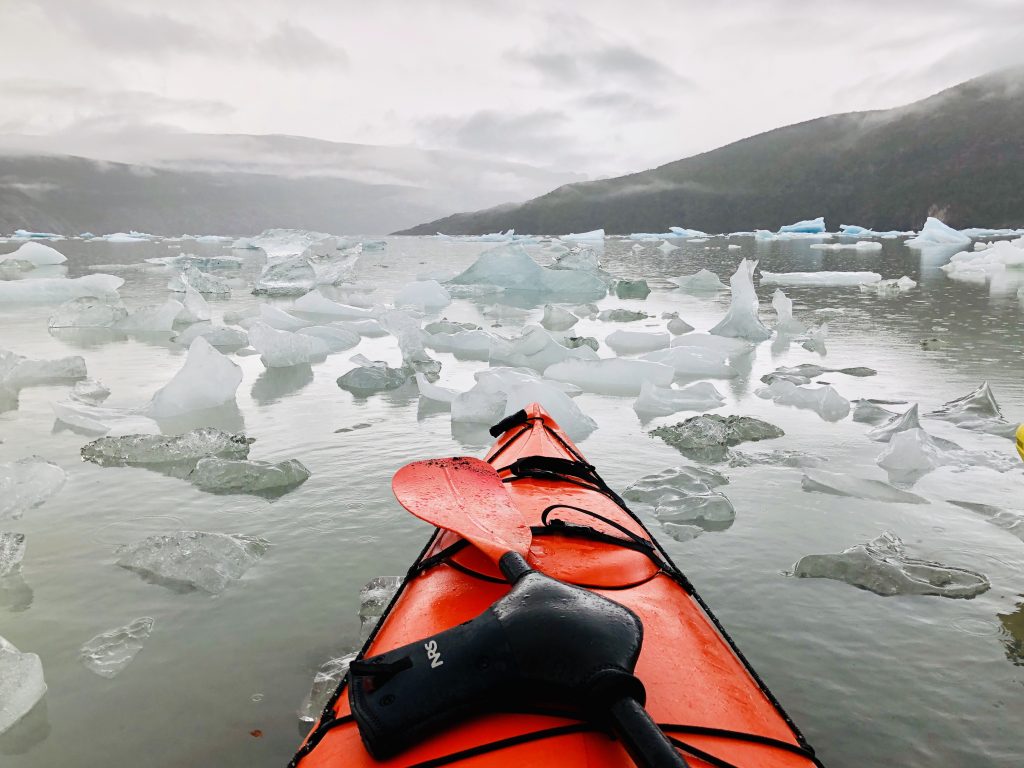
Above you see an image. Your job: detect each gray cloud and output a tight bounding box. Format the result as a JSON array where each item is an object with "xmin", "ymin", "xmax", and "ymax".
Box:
[
  {"xmin": 255, "ymin": 22, "xmax": 350, "ymax": 69},
  {"xmin": 576, "ymin": 90, "xmax": 667, "ymax": 120},
  {"xmin": 510, "ymin": 42, "xmax": 692, "ymax": 91}
]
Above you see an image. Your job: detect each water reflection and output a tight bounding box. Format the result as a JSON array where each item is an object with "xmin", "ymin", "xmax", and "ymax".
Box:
[
  {"xmin": 251, "ymin": 364, "xmax": 314, "ymax": 405},
  {"xmin": 998, "ymin": 599, "xmax": 1024, "ymax": 666},
  {"xmin": 0, "ymin": 698, "xmax": 50, "ymax": 756}
]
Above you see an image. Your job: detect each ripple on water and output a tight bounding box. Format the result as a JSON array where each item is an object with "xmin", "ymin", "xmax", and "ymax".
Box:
[
  {"xmin": 91, "ymin": 515, "xmax": 186, "ymax": 546},
  {"xmin": 949, "ymin": 616, "xmax": 1003, "ymax": 637}
]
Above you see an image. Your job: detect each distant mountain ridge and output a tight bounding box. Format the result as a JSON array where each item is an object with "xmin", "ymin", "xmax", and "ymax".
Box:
[
  {"xmin": 397, "ymin": 70, "xmax": 1024, "ymax": 236},
  {"xmin": 0, "ymin": 132, "xmax": 583, "ymax": 236}
]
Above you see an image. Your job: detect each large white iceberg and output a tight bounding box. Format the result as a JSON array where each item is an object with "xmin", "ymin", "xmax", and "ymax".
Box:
[
  {"xmin": 145, "ymin": 338, "xmax": 242, "ymax": 418},
  {"xmin": 0, "ymin": 274, "xmax": 123, "ymax": 304},
  {"xmin": 709, "ymin": 259, "xmax": 772, "ymax": 341},
  {"xmin": 809, "ymin": 241, "xmax": 882, "ymax": 252},
  {"xmin": 543, "ymin": 358, "xmax": 673, "ymax": 396},
  {"xmin": 449, "ymin": 244, "xmax": 605, "ymax": 297},
  {"xmin": 0, "ymin": 241, "xmax": 67, "ymax": 266},
  {"xmin": 560, "ymin": 229, "xmax": 605, "ymax": 242},
  {"xmin": 905, "ymin": 217, "xmax": 971, "ymax": 249},
  {"xmin": 940, "ymin": 238, "xmax": 1024, "ymax": 281},
  {"xmin": 760, "ymin": 271, "xmax": 882, "ymax": 286},
  {"xmin": 394, "ymin": 280, "xmax": 451, "ymax": 310},
  {"xmin": 779, "ymin": 217, "xmax": 826, "ymax": 234},
  {"xmin": 48, "ymin": 296, "xmax": 128, "ymax": 328},
  {"xmin": 248, "ymin": 321, "xmax": 328, "ymax": 368}
]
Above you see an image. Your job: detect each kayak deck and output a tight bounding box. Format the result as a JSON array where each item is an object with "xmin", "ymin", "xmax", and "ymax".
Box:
[{"xmin": 293, "ymin": 404, "xmax": 821, "ymax": 767}]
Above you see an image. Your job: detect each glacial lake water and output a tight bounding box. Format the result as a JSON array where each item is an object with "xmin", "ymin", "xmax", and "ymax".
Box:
[{"xmin": 1, "ymin": 233, "xmax": 1022, "ymax": 768}]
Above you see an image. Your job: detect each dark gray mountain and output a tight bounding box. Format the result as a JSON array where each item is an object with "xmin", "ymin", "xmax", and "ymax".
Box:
[
  {"xmin": 397, "ymin": 69, "xmax": 1024, "ymax": 235},
  {"xmin": 0, "ymin": 132, "xmax": 582, "ymax": 236}
]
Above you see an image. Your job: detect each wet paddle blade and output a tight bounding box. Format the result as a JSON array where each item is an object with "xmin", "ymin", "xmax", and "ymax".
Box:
[{"xmin": 392, "ymin": 457, "xmax": 531, "ymax": 564}]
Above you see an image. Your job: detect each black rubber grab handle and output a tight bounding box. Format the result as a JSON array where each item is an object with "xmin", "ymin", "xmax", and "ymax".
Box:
[
  {"xmin": 489, "ymin": 409, "xmax": 529, "ymax": 437},
  {"xmin": 610, "ymin": 697, "xmax": 690, "ymax": 768}
]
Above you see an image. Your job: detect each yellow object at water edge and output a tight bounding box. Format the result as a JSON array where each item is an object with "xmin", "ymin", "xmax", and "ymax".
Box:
[{"xmin": 1017, "ymin": 423, "xmax": 1024, "ymax": 463}]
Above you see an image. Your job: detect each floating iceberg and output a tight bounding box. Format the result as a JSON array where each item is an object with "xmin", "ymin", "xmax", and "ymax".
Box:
[
  {"xmin": 299, "ymin": 652, "xmax": 357, "ymax": 723},
  {"xmin": 448, "ymin": 244, "xmax": 605, "ymax": 298},
  {"xmin": 866, "ymin": 404, "xmax": 921, "ymax": 442},
  {"xmin": 809, "ymin": 241, "xmax": 882, "ymax": 252},
  {"xmin": 860, "ymin": 276, "xmax": 917, "ymax": 294},
  {"xmin": 115, "ymin": 299, "xmax": 184, "ymax": 332},
  {"xmin": 172, "ymin": 323, "xmax": 249, "ymax": 349},
  {"xmin": 415, "ymin": 372, "xmax": 459, "ymax": 404},
  {"xmin": 501, "ymin": 380, "xmax": 597, "ymax": 440},
  {"xmin": 543, "ymin": 358, "xmax": 673, "ymax": 396},
  {"xmin": 176, "ymin": 285, "xmax": 211, "ymax": 324},
  {"xmin": 0, "ymin": 241, "xmax": 66, "ymax": 266},
  {"xmin": 655, "ymin": 493, "xmax": 735, "ymax": 530},
  {"xmin": 669, "ymin": 227, "xmax": 710, "ymax": 238},
  {"xmin": 145, "ymin": 338, "xmax": 242, "ymax": 419},
  {"xmin": 101, "ymin": 231, "xmax": 152, "ymax": 243},
  {"xmin": 52, "ymin": 400, "xmax": 160, "ymax": 436},
  {"xmin": 940, "ymin": 238, "xmax": 1024, "ymax": 281},
  {"xmin": 0, "ymin": 273, "xmax": 123, "ymax": 304},
  {"xmin": 116, "ymin": 531, "xmax": 269, "ymax": 594},
  {"xmin": 852, "ymin": 399, "xmax": 899, "ymax": 424},
  {"xmin": 668, "ymin": 269, "xmax": 729, "ymax": 292},
  {"xmin": 876, "ymin": 428, "xmax": 949, "ymax": 483},
  {"xmin": 800, "ymin": 469, "xmax": 928, "ymax": 504},
  {"xmin": 905, "ymin": 217, "xmax": 971, "ymax": 249},
  {"xmin": 296, "ymin": 325, "xmax": 360, "ymax": 353},
  {"xmin": 0, "ymin": 533, "xmax": 26, "ymax": 577},
  {"xmin": 948, "ymin": 501, "xmax": 1024, "ymax": 544},
  {"xmin": 1, "ymin": 349, "xmax": 86, "ymax": 391},
  {"xmin": 359, "ymin": 575, "xmax": 402, "ymax": 640},
  {"xmin": 423, "ymin": 329, "xmax": 495, "ymax": 360},
  {"xmin": 605, "ymin": 330, "xmax": 670, "ymax": 355},
  {"xmin": 0, "ymin": 635, "xmax": 46, "ymax": 735},
  {"xmin": 394, "ymin": 280, "xmax": 451, "ymax": 310},
  {"xmin": 760, "ymin": 271, "xmax": 882, "ymax": 286},
  {"xmin": 540, "ymin": 304, "xmax": 579, "ymax": 331},
  {"xmin": 79, "ymin": 617, "xmax": 154, "ymax": 678},
  {"xmin": 728, "ymin": 449, "xmax": 825, "ymax": 468},
  {"xmin": 651, "ymin": 415, "xmax": 784, "ymax": 460},
  {"xmin": 490, "ymin": 325, "xmax": 597, "ymax": 371},
  {"xmin": 249, "ymin": 322, "xmax": 328, "ymax": 368},
  {"xmin": 168, "ymin": 264, "xmax": 231, "ymax": 295},
  {"xmin": 252, "ymin": 244, "xmax": 359, "ymax": 296},
  {"xmin": 0, "ymin": 457, "xmax": 66, "ymax": 520},
  {"xmin": 613, "ymin": 279, "xmax": 651, "ymax": 299},
  {"xmin": 791, "ymin": 531, "xmax": 988, "ymax": 598},
  {"xmin": 926, "ymin": 382, "xmax": 1017, "ymax": 438},
  {"xmin": 380, "ymin": 309, "xmax": 441, "ymax": 376},
  {"xmin": 709, "ymin": 259, "xmax": 771, "ymax": 341},
  {"xmin": 755, "ymin": 380, "xmax": 850, "ymax": 422},
  {"xmin": 658, "ymin": 240, "xmax": 678, "ymax": 253},
  {"xmin": 641, "ymin": 344, "xmax": 739, "ymax": 378},
  {"xmin": 550, "ymin": 248, "xmax": 601, "ymax": 272},
  {"xmin": 48, "ymin": 295, "xmax": 128, "ymax": 328},
  {"xmin": 633, "ymin": 381, "xmax": 726, "ymax": 417},
  {"xmin": 189, "ymin": 457, "xmax": 310, "ymax": 496},
  {"xmin": 245, "ymin": 229, "xmax": 333, "ymax": 259},
  {"xmin": 254, "ymin": 304, "xmax": 312, "ymax": 332},
  {"xmin": 598, "ymin": 308, "xmax": 649, "ymax": 322},
  {"xmin": 292, "ymin": 290, "xmax": 379, "ymax": 319},
  {"xmin": 771, "ymin": 289, "xmax": 806, "ymax": 334},
  {"xmin": 779, "ymin": 217, "xmax": 826, "ymax": 234},
  {"xmin": 337, "ymin": 357, "xmax": 410, "ymax": 395},
  {"xmin": 664, "ymin": 314, "xmax": 694, "ymax": 335},
  {"xmin": 624, "ymin": 465, "xmax": 728, "ymax": 503},
  {"xmin": 560, "ymin": 229, "xmax": 604, "ymax": 242},
  {"xmin": 81, "ymin": 428, "xmax": 251, "ymax": 467}
]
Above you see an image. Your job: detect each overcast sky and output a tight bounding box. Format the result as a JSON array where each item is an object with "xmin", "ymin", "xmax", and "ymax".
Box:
[{"xmin": 2, "ymin": 0, "xmax": 1023, "ymax": 177}]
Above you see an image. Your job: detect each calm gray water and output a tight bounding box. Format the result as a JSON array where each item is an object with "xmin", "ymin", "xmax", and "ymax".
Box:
[{"xmin": 1, "ymin": 233, "xmax": 1022, "ymax": 767}]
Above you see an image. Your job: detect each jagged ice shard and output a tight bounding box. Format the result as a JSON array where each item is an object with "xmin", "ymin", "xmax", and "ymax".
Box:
[
  {"xmin": 0, "ymin": 635, "xmax": 46, "ymax": 735},
  {"xmin": 81, "ymin": 428, "xmax": 252, "ymax": 467},
  {"xmin": 0, "ymin": 457, "xmax": 66, "ymax": 520},
  {"xmin": 0, "ymin": 241, "xmax": 67, "ymax": 266},
  {"xmin": 709, "ymin": 259, "xmax": 772, "ymax": 341},
  {"xmin": 800, "ymin": 470, "xmax": 928, "ymax": 504},
  {"xmin": 791, "ymin": 531, "xmax": 989, "ymax": 598},
  {"xmin": 448, "ymin": 244, "xmax": 605, "ymax": 298},
  {"xmin": 0, "ymin": 274, "xmax": 123, "ymax": 304},
  {"xmin": 79, "ymin": 617, "xmax": 155, "ymax": 678},
  {"xmin": 905, "ymin": 217, "xmax": 971, "ymax": 248},
  {"xmin": 249, "ymin": 321, "xmax": 328, "ymax": 368},
  {"xmin": 188, "ymin": 457, "xmax": 311, "ymax": 496},
  {"xmin": 633, "ymin": 381, "xmax": 726, "ymax": 418},
  {"xmin": 115, "ymin": 531, "xmax": 269, "ymax": 594},
  {"xmin": 144, "ymin": 338, "xmax": 242, "ymax": 419},
  {"xmin": 755, "ymin": 380, "xmax": 851, "ymax": 422},
  {"xmin": 771, "ymin": 289, "xmax": 806, "ymax": 334},
  {"xmin": 927, "ymin": 382, "xmax": 1018, "ymax": 439}
]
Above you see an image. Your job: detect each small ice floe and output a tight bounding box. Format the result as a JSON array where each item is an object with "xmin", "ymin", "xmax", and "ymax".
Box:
[
  {"xmin": 927, "ymin": 382, "xmax": 1018, "ymax": 439},
  {"xmin": 0, "ymin": 532, "xmax": 26, "ymax": 576},
  {"xmin": 0, "ymin": 635, "xmax": 46, "ymax": 735},
  {"xmin": 598, "ymin": 308, "xmax": 649, "ymax": 322},
  {"xmin": 852, "ymin": 399, "xmax": 900, "ymax": 424},
  {"xmin": 254, "ymin": 305, "xmax": 314, "ymax": 332},
  {"xmin": 115, "ymin": 299, "xmax": 184, "ymax": 332},
  {"xmin": 650, "ymin": 415, "xmax": 784, "ymax": 460},
  {"xmin": 101, "ymin": 231, "xmax": 153, "ymax": 244},
  {"xmin": 809, "ymin": 241, "xmax": 883, "ymax": 252},
  {"xmin": 244, "ymin": 229, "xmax": 333, "ymax": 259},
  {"xmin": 337, "ymin": 357, "xmax": 410, "ymax": 395},
  {"xmin": 1, "ymin": 349, "xmax": 86, "ymax": 393},
  {"xmin": 779, "ymin": 217, "xmax": 826, "ymax": 234},
  {"xmin": 81, "ymin": 428, "xmax": 253, "ymax": 468},
  {"xmin": 540, "ymin": 304, "xmax": 579, "ymax": 331},
  {"xmin": 550, "ymin": 247, "xmax": 601, "ymax": 272},
  {"xmin": 669, "ymin": 269, "xmax": 729, "ymax": 292},
  {"xmin": 296, "ymin": 325, "xmax": 359, "ymax": 354},
  {"xmin": 562, "ymin": 335, "xmax": 599, "ymax": 351},
  {"xmin": 760, "ymin": 363, "xmax": 876, "ymax": 386},
  {"xmin": 662, "ymin": 312, "xmax": 694, "ymax": 335},
  {"xmin": 727, "ymin": 450, "xmax": 825, "ymax": 468},
  {"xmin": 658, "ymin": 240, "xmax": 679, "ymax": 253},
  {"xmin": 0, "ymin": 241, "xmax": 67, "ymax": 266},
  {"xmin": 876, "ymin": 428, "xmax": 954, "ymax": 483},
  {"xmin": 624, "ymin": 465, "xmax": 733, "ymax": 530},
  {"xmin": 360, "ymin": 575, "xmax": 401, "ymax": 640},
  {"xmin": 48, "ymin": 296, "xmax": 128, "ymax": 328},
  {"xmin": 560, "ymin": 229, "xmax": 604, "ymax": 242},
  {"xmin": 613, "ymin": 279, "xmax": 651, "ymax": 299},
  {"xmin": 448, "ymin": 244, "xmax": 605, "ymax": 298},
  {"xmin": 394, "ymin": 279, "xmax": 451, "ymax": 310},
  {"xmin": 790, "ymin": 531, "xmax": 988, "ymax": 598},
  {"xmin": 544, "ymin": 358, "xmax": 673, "ymax": 397},
  {"xmin": 423, "ymin": 328, "xmax": 494, "ymax": 360},
  {"xmin": 167, "ymin": 264, "xmax": 231, "ymax": 295},
  {"xmin": 800, "ymin": 469, "xmax": 928, "ymax": 504},
  {"xmin": 632, "ymin": 381, "xmax": 726, "ymax": 418},
  {"xmin": 642, "ymin": 335, "xmax": 751, "ymax": 379},
  {"xmin": 605, "ymin": 330, "xmax": 670, "ymax": 355},
  {"xmin": 291, "ymin": 290, "xmax": 379, "ymax": 319},
  {"xmin": 252, "ymin": 242, "xmax": 359, "ymax": 296},
  {"xmin": 115, "ymin": 531, "xmax": 269, "ymax": 594},
  {"xmin": 145, "ymin": 338, "xmax": 242, "ymax": 419},
  {"xmin": 0, "ymin": 274, "xmax": 123, "ymax": 304},
  {"xmin": 799, "ymin": 323, "xmax": 829, "ymax": 355},
  {"xmin": 859, "ymin": 276, "xmax": 917, "ymax": 294},
  {"xmin": 188, "ymin": 458, "xmax": 310, "ymax": 497},
  {"xmin": 490, "ymin": 325, "xmax": 597, "ymax": 371},
  {"xmin": 0, "ymin": 458, "xmax": 66, "ymax": 520},
  {"xmin": 176, "ymin": 285, "xmax": 211, "ymax": 324},
  {"xmin": 760, "ymin": 271, "xmax": 881, "ymax": 286},
  {"xmin": 299, "ymin": 652, "xmax": 356, "ymax": 723},
  {"xmin": 248, "ymin": 322, "xmax": 328, "ymax": 368},
  {"xmin": 51, "ymin": 401, "xmax": 159, "ymax": 436},
  {"xmin": 771, "ymin": 289, "xmax": 806, "ymax": 334},
  {"xmin": 380, "ymin": 309, "xmax": 442, "ymax": 378},
  {"xmin": 755, "ymin": 380, "xmax": 850, "ymax": 422},
  {"xmin": 866, "ymin": 404, "xmax": 921, "ymax": 441},
  {"xmin": 172, "ymin": 323, "xmax": 249, "ymax": 349},
  {"xmin": 415, "ymin": 372, "xmax": 459, "ymax": 404},
  {"xmin": 904, "ymin": 217, "xmax": 971, "ymax": 249},
  {"xmin": 940, "ymin": 238, "xmax": 1024, "ymax": 282},
  {"xmin": 79, "ymin": 617, "xmax": 155, "ymax": 678},
  {"xmin": 709, "ymin": 259, "xmax": 772, "ymax": 342}
]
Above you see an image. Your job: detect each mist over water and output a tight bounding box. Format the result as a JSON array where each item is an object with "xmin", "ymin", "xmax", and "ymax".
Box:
[{"xmin": 1, "ymin": 233, "xmax": 1022, "ymax": 767}]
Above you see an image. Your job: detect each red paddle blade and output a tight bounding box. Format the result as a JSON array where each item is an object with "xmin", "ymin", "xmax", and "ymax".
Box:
[{"xmin": 392, "ymin": 457, "xmax": 531, "ymax": 564}]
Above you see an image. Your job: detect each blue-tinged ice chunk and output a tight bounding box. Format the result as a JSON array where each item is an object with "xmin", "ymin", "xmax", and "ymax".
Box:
[
  {"xmin": 905, "ymin": 217, "xmax": 971, "ymax": 248},
  {"xmin": 779, "ymin": 217, "xmax": 826, "ymax": 234}
]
